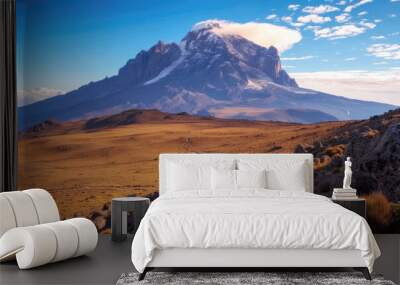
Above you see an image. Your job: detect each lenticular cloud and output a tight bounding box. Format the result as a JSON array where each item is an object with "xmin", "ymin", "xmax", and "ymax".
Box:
[{"xmin": 192, "ymin": 20, "xmax": 302, "ymax": 53}]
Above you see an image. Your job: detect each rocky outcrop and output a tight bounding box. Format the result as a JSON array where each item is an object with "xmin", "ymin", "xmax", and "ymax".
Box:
[
  {"xmin": 86, "ymin": 202, "xmax": 111, "ymax": 232},
  {"xmin": 118, "ymin": 41, "xmax": 181, "ymax": 85},
  {"xmin": 84, "ymin": 109, "xmax": 168, "ymax": 130},
  {"xmin": 25, "ymin": 119, "xmax": 60, "ymax": 133},
  {"xmin": 355, "ymin": 122, "xmax": 400, "ymax": 201},
  {"xmin": 294, "ymin": 109, "xmax": 400, "ymax": 232},
  {"xmin": 277, "ymin": 69, "xmax": 298, "ymax": 87}
]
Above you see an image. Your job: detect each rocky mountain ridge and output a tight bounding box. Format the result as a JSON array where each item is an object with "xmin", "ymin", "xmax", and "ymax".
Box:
[
  {"xmin": 295, "ymin": 109, "xmax": 400, "ymax": 232},
  {"xmin": 18, "ymin": 20, "xmax": 395, "ymax": 129}
]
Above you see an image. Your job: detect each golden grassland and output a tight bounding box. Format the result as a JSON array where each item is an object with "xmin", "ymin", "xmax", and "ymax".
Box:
[{"xmin": 18, "ymin": 117, "xmax": 346, "ymax": 219}]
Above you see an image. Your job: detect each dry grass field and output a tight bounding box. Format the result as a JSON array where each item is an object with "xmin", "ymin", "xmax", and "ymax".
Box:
[{"xmin": 18, "ymin": 113, "xmax": 346, "ymax": 219}]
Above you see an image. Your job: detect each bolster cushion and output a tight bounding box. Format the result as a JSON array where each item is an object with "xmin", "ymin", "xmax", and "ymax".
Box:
[
  {"xmin": 0, "ymin": 218, "xmax": 98, "ymax": 269},
  {"xmin": 0, "ymin": 196, "xmax": 17, "ymax": 237},
  {"xmin": 0, "ymin": 189, "xmax": 60, "ymax": 238}
]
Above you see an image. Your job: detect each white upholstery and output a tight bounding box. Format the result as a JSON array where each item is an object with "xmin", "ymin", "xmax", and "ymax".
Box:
[
  {"xmin": 1, "ymin": 191, "xmax": 40, "ymax": 227},
  {"xmin": 159, "ymin": 154, "xmax": 313, "ymax": 195},
  {"xmin": 42, "ymin": 221, "xmax": 79, "ymax": 262},
  {"xmin": 24, "ymin": 188, "xmax": 60, "ymax": 223},
  {"xmin": 66, "ymin": 218, "xmax": 98, "ymax": 257},
  {"xmin": 0, "ymin": 196, "xmax": 17, "ymax": 237},
  {"xmin": 0, "ymin": 226, "xmax": 57, "ymax": 268},
  {"xmin": 148, "ymin": 248, "xmax": 366, "ymax": 268},
  {"xmin": 0, "ymin": 189, "xmax": 97, "ymax": 269}
]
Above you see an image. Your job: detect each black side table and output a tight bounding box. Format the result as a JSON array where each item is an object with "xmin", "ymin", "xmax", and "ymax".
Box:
[
  {"xmin": 331, "ymin": 198, "xmax": 366, "ymax": 219},
  {"xmin": 111, "ymin": 197, "xmax": 150, "ymax": 242}
]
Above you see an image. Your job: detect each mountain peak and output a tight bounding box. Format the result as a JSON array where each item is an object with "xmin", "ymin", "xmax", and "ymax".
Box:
[
  {"xmin": 18, "ymin": 20, "xmax": 395, "ymax": 129},
  {"xmin": 267, "ymin": 46, "xmax": 279, "ymax": 57},
  {"xmin": 151, "ymin": 40, "xmax": 169, "ymax": 53},
  {"xmin": 190, "ymin": 19, "xmax": 302, "ymax": 53},
  {"xmin": 191, "ymin": 19, "xmax": 225, "ymax": 31}
]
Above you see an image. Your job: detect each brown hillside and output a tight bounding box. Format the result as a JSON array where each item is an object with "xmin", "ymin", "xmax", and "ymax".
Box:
[
  {"xmin": 18, "ymin": 108, "xmax": 400, "ymax": 233},
  {"xmin": 18, "ymin": 109, "xmax": 344, "ymax": 222}
]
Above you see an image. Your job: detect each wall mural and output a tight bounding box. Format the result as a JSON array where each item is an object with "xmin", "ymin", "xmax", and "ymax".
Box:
[{"xmin": 17, "ymin": 0, "xmax": 400, "ymax": 233}]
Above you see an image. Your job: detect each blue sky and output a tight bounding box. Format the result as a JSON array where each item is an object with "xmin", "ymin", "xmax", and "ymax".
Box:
[{"xmin": 17, "ymin": 0, "xmax": 400, "ymax": 105}]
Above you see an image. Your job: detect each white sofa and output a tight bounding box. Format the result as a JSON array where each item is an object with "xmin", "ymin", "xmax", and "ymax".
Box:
[{"xmin": 0, "ymin": 189, "xmax": 98, "ymax": 269}]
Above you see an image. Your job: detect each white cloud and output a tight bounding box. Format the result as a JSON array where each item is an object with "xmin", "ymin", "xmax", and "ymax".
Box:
[
  {"xmin": 18, "ymin": 87, "xmax": 64, "ymax": 106},
  {"xmin": 367, "ymin": 43, "xmax": 400, "ymax": 60},
  {"xmin": 337, "ymin": 0, "xmax": 347, "ymax": 5},
  {"xmin": 192, "ymin": 20, "xmax": 302, "ymax": 53},
  {"xmin": 281, "ymin": 55, "xmax": 314, "ymax": 60},
  {"xmin": 290, "ymin": 22, "xmax": 306, "ymax": 27},
  {"xmin": 344, "ymin": 0, "xmax": 373, "ymax": 13},
  {"xmin": 281, "ymin": 16, "xmax": 293, "ymax": 23},
  {"xmin": 359, "ymin": 20, "xmax": 376, "ymax": 29},
  {"xmin": 389, "ymin": 14, "xmax": 397, "ymax": 18},
  {"xmin": 345, "ymin": 57, "xmax": 357, "ymax": 61},
  {"xmin": 288, "ymin": 4, "xmax": 300, "ymax": 11},
  {"xmin": 281, "ymin": 16, "xmax": 293, "ymax": 24},
  {"xmin": 297, "ymin": 14, "xmax": 331, "ymax": 24},
  {"xmin": 370, "ymin": 35, "xmax": 385, "ymax": 40},
  {"xmin": 280, "ymin": 16, "xmax": 307, "ymax": 27},
  {"xmin": 374, "ymin": 19, "xmax": 382, "ymax": 23},
  {"xmin": 390, "ymin": 0, "xmax": 400, "ymax": 2},
  {"xmin": 373, "ymin": 61, "xmax": 388, "ymax": 65},
  {"xmin": 292, "ymin": 70, "xmax": 400, "ymax": 105},
  {"xmin": 266, "ymin": 14, "xmax": 278, "ymax": 20},
  {"xmin": 314, "ymin": 24, "xmax": 366, "ymax": 39},
  {"xmin": 302, "ymin": 5, "xmax": 339, "ymax": 14},
  {"xmin": 304, "ymin": 25, "xmax": 321, "ymax": 31},
  {"xmin": 358, "ymin": 11, "xmax": 368, "ymax": 16},
  {"xmin": 335, "ymin": 13, "xmax": 351, "ymax": 23}
]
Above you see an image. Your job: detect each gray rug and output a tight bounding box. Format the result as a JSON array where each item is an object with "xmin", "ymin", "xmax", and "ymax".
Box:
[{"xmin": 116, "ymin": 272, "xmax": 396, "ymax": 285}]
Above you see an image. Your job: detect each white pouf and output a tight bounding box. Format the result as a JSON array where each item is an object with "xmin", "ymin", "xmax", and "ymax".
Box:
[{"xmin": 0, "ymin": 189, "xmax": 98, "ymax": 269}]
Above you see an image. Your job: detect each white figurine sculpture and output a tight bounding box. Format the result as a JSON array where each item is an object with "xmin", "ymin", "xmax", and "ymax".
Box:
[{"xmin": 343, "ymin": 157, "xmax": 353, "ymax": 189}]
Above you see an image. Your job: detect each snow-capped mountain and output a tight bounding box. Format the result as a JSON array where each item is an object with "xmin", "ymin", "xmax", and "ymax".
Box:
[{"xmin": 19, "ymin": 20, "xmax": 395, "ymax": 129}]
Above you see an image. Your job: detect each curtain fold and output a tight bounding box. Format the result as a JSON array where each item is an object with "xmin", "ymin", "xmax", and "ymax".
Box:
[{"xmin": 0, "ymin": 0, "xmax": 17, "ymax": 192}]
